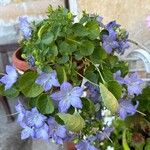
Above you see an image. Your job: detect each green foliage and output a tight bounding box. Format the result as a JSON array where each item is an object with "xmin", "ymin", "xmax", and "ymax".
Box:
[
  {"xmin": 100, "ymin": 83, "xmax": 119, "ymax": 113},
  {"xmin": 134, "ymin": 86, "xmax": 150, "ymax": 112},
  {"xmin": 56, "ymin": 66, "xmax": 67, "ymax": 84},
  {"xmin": 81, "ymin": 98, "xmax": 95, "ymax": 116},
  {"xmin": 107, "ymin": 80, "xmax": 122, "ymax": 100},
  {"xmin": 90, "ymin": 46, "xmax": 107, "ymax": 64},
  {"xmin": 80, "ymin": 40, "xmax": 94, "ymax": 56},
  {"xmin": 21, "ymin": 7, "xmax": 101, "ymax": 71},
  {"xmin": 37, "ymin": 94, "xmax": 54, "ymax": 114},
  {"xmin": 57, "ymin": 113, "xmax": 85, "ymax": 132},
  {"xmin": 145, "ymin": 138, "xmax": 150, "ymax": 150},
  {"xmin": 122, "ymin": 129, "xmax": 130, "ymax": 150},
  {"xmin": 18, "ymin": 71, "xmax": 44, "ymax": 97},
  {"xmin": 0, "ymin": 84, "xmax": 19, "ymax": 98}
]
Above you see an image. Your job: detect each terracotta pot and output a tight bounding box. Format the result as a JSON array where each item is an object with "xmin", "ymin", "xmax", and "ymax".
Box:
[
  {"xmin": 64, "ymin": 142, "xmax": 76, "ymax": 150},
  {"xmin": 12, "ymin": 49, "xmax": 29, "ymax": 71}
]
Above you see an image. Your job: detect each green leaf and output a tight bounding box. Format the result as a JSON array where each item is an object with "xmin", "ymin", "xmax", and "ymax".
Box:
[
  {"xmin": 59, "ymin": 41, "xmax": 71, "ymax": 55},
  {"xmin": 107, "ymin": 80, "xmax": 122, "ymax": 100},
  {"xmin": 74, "ymin": 51, "xmax": 83, "ymax": 60},
  {"xmin": 48, "ymin": 44, "xmax": 58, "ymax": 56},
  {"xmin": 56, "ymin": 66, "xmax": 67, "ymax": 84},
  {"xmin": 84, "ymin": 67, "xmax": 98, "ymax": 83},
  {"xmin": 122, "ymin": 129, "xmax": 130, "ymax": 150},
  {"xmin": 42, "ymin": 32, "xmax": 54, "ymax": 45},
  {"xmin": 38, "ymin": 23, "xmax": 49, "ymax": 39},
  {"xmin": 134, "ymin": 86, "xmax": 150, "ymax": 112},
  {"xmin": 90, "ymin": 46, "xmax": 107, "ymax": 64},
  {"xmin": 37, "ymin": 94, "xmax": 54, "ymax": 114},
  {"xmin": 57, "ymin": 113, "xmax": 85, "ymax": 132},
  {"xmin": 58, "ymin": 55, "xmax": 69, "ymax": 64},
  {"xmin": 80, "ymin": 40, "xmax": 94, "ymax": 56},
  {"xmin": 18, "ymin": 71, "xmax": 44, "ymax": 98},
  {"xmin": 72, "ymin": 23, "xmax": 89, "ymax": 37},
  {"xmin": 0, "ymin": 84, "xmax": 19, "ymax": 98},
  {"xmin": 85, "ymin": 21, "xmax": 100, "ymax": 40},
  {"xmin": 82, "ymin": 98, "xmax": 95, "ymax": 115},
  {"xmin": 102, "ymin": 67, "xmax": 114, "ymax": 82},
  {"xmin": 28, "ymin": 97, "xmax": 38, "ymax": 108},
  {"xmin": 99, "ymin": 83, "xmax": 119, "ymax": 113},
  {"xmin": 145, "ymin": 138, "xmax": 150, "ymax": 150}
]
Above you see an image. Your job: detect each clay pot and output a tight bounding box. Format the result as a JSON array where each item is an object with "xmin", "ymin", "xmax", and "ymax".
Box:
[
  {"xmin": 12, "ymin": 48, "xmax": 29, "ymax": 71},
  {"xmin": 64, "ymin": 142, "xmax": 76, "ymax": 150}
]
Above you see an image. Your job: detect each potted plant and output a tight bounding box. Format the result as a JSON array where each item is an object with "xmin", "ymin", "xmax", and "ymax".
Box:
[{"xmin": 0, "ymin": 6, "xmax": 149, "ymax": 150}]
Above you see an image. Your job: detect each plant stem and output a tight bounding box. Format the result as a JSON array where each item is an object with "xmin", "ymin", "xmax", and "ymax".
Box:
[
  {"xmin": 128, "ymin": 39, "xmax": 149, "ymax": 51},
  {"xmin": 100, "ymin": 131, "xmax": 113, "ymax": 143},
  {"xmin": 0, "ymin": 112, "xmax": 19, "ymax": 119},
  {"xmin": 85, "ymin": 58, "xmax": 106, "ymax": 84},
  {"xmin": 66, "ymin": 38, "xmax": 81, "ymax": 45},
  {"xmin": 136, "ymin": 110, "xmax": 146, "ymax": 116}
]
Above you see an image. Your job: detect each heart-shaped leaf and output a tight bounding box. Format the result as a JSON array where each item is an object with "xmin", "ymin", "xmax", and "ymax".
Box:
[
  {"xmin": 18, "ymin": 71, "xmax": 44, "ymax": 98},
  {"xmin": 37, "ymin": 94, "xmax": 54, "ymax": 114},
  {"xmin": 0, "ymin": 84, "xmax": 19, "ymax": 98},
  {"xmin": 99, "ymin": 83, "xmax": 119, "ymax": 113},
  {"xmin": 107, "ymin": 80, "xmax": 122, "ymax": 100},
  {"xmin": 58, "ymin": 113, "xmax": 85, "ymax": 132}
]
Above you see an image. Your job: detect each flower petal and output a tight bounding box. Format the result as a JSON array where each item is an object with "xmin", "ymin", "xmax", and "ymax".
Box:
[
  {"xmin": 21, "ymin": 127, "xmax": 34, "ymax": 140},
  {"xmin": 71, "ymin": 87, "xmax": 83, "ymax": 97},
  {"xmin": 55, "ymin": 126, "xmax": 66, "ymax": 138},
  {"xmin": 59, "ymin": 99, "xmax": 71, "ymax": 112},
  {"xmin": 51, "ymin": 91, "xmax": 63, "ymax": 101},
  {"xmin": 60, "ymin": 82, "xmax": 72, "ymax": 93},
  {"xmin": 70, "ymin": 97, "xmax": 82, "ymax": 109},
  {"xmin": 6, "ymin": 65, "xmax": 17, "ymax": 77},
  {"xmin": 44, "ymin": 81, "xmax": 52, "ymax": 92}
]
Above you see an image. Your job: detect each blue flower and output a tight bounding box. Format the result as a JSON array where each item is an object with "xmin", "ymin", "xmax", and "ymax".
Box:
[
  {"xmin": 106, "ymin": 21, "xmax": 120, "ymax": 30},
  {"xmin": 85, "ymin": 82, "xmax": 100, "ymax": 104},
  {"xmin": 124, "ymin": 73, "xmax": 143, "ymax": 96},
  {"xmin": 96, "ymin": 16, "xmax": 103, "ymax": 23},
  {"xmin": 48, "ymin": 117, "xmax": 66, "ymax": 144},
  {"xmin": 102, "ymin": 30, "xmax": 119, "ymax": 54},
  {"xmin": 114, "ymin": 71, "xmax": 143, "ymax": 96},
  {"xmin": 19, "ymin": 16, "xmax": 32, "ymax": 39},
  {"xmin": 34, "ymin": 124, "xmax": 49, "ymax": 140},
  {"xmin": 113, "ymin": 70, "xmax": 124, "ymax": 84},
  {"xmin": 15, "ymin": 101, "xmax": 26, "ymax": 123},
  {"xmin": 117, "ymin": 40, "xmax": 129, "ymax": 55},
  {"xmin": 51, "ymin": 82, "xmax": 83, "ymax": 112},
  {"xmin": 21, "ymin": 125, "xmax": 34, "ymax": 140},
  {"xmin": 35, "ymin": 70, "xmax": 60, "ymax": 92},
  {"xmin": 96, "ymin": 16, "xmax": 105, "ymax": 28},
  {"xmin": 105, "ymin": 21, "xmax": 129, "ymax": 55},
  {"xmin": 0, "ymin": 65, "xmax": 18, "ymax": 90},
  {"xmin": 15, "ymin": 102, "xmax": 49, "ymax": 141},
  {"xmin": 75, "ymin": 140, "xmax": 98, "ymax": 150},
  {"xmin": 118, "ymin": 99, "xmax": 139, "ymax": 120},
  {"xmin": 25, "ymin": 107, "xmax": 47, "ymax": 128},
  {"xmin": 96, "ymin": 127, "xmax": 113, "ymax": 141}
]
